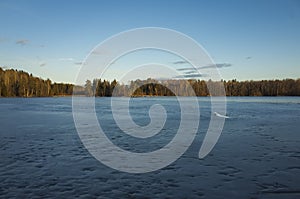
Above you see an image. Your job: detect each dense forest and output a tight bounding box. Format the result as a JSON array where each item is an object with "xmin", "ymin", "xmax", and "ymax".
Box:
[
  {"xmin": 1, "ymin": 67, "xmax": 300, "ymax": 97},
  {"xmin": 82, "ymin": 78, "xmax": 300, "ymax": 97},
  {"xmin": 0, "ymin": 67, "xmax": 73, "ymax": 97}
]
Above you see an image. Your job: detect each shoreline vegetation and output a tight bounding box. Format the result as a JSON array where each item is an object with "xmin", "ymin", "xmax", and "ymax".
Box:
[{"xmin": 1, "ymin": 67, "xmax": 300, "ymax": 97}]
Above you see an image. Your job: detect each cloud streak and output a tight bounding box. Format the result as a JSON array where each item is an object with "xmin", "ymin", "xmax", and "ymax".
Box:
[
  {"xmin": 16, "ymin": 39, "xmax": 29, "ymax": 46},
  {"xmin": 184, "ymin": 70, "xmax": 198, "ymax": 74},
  {"xmin": 173, "ymin": 63, "xmax": 231, "ymax": 79},
  {"xmin": 199, "ymin": 63, "xmax": 232, "ymax": 69},
  {"xmin": 74, "ymin": 62, "xmax": 83, "ymax": 65},
  {"xmin": 174, "ymin": 73, "xmax": 207, "ymax": 79},
  {"xmin": 173, "ymin": 60, "xmax": 189, "ymax": 65},
  {"xmin": 177, "ymin": 63, "xmax": 232, "ymax": 71}
]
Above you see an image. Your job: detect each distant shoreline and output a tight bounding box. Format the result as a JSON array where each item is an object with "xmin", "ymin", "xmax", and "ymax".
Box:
[
  {"xmin": 1, "ymin": 67, "xmax": 300, "ymax": 97},
  {"xmin": 1, "ymin": 96, "xmax": 300, "ymax": 99}
]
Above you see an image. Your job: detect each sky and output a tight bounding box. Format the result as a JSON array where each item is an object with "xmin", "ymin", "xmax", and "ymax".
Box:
[{"xmin": 0, "ymin": 0, "xmax": 299, "ymax": 83}]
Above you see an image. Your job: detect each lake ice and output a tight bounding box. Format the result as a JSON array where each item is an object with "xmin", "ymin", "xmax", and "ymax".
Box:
[{"xmin": 0, "ymin": 97, "xmax": 300, "ymax": 198}]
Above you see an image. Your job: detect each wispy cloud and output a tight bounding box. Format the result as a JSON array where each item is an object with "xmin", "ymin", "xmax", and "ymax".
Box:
[
  {"xmin": 39, "ymin": 62, "xmax": 46, "ymax": 67},
  {"xmin": 16, "ymin": 39, "xmax": 29, "ymax": 46},
  {"xmin": 177, "ymin": 63, "xmax": 232, "ymax": 71},
  {"xmin": 184, "ymin": 70, "xmax": 198, "ymax": 74},
  {"xmin": 173, "ymin": 60, "xmax": 189, "ymax": 65},
  {"xmin": 199, "ymin": 63, "xmax": 231, "ymax": 69},
  {"xmin": 174, "ymin": 73, "xmax": 207, "ymax": 79},
  {"xmin": 74, "ymin": 62, "xmax": 83, "ymax": 65},
  {"xmin": 173, "ymin": 63, "xmax": 231, "ymax": 79},
  {"xmin": 177, "ymin": 67, "xmax": 196, "ymax": 71}
]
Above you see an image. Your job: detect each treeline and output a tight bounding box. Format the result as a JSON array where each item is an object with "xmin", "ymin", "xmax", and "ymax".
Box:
[
  {"xmin": 224, "ymin": 79, "xmax": 300, "ymax": 96},
  {"xmin": 1, "ymin": 67, "xmax": 300, "ymax": 97},
  {"xmin": 0, "ymin": 67, "xmax": 73, "ymax": 97},
  {"xmin": 82, "ymin": 78, "xmax": 300, "ymax": 97}
]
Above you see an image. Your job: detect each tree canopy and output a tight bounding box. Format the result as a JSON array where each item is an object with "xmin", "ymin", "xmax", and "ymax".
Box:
[
  {"xmin": 0, "ymin": 67, "xmax": 73, "ymax": 97},
  {"xmin": 1, "ymin": 67, "xmax": 300, "ymax": 97}
]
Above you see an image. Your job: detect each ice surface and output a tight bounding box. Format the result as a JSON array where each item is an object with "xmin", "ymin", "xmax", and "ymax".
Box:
[{"xmin": 0, "ymin": 97, "xmax": 300, "ymax": 198}]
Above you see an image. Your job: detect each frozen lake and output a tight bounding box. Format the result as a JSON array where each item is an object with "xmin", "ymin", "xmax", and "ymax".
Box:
[{"xmin": 0, "ymin": 97, "xmax": 300, "ymax": 198}]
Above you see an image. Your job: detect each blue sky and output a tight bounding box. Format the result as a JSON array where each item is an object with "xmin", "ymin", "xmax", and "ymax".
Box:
[{"xmin": 0, "ymin": 0, "xmax": 299, "ymax": 83}]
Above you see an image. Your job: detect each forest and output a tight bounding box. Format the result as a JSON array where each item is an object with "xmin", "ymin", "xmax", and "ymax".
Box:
[
  {"xmin": 0, "ymin": 67, "xmax": 73, "ymax": 97},
  {"xmin": 1, "ymin": 67, "xmax": 300, "ymax": 97},
  {"xmin": 82, "ymin": 78, "xmax": 300, "ymax": 97}
]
